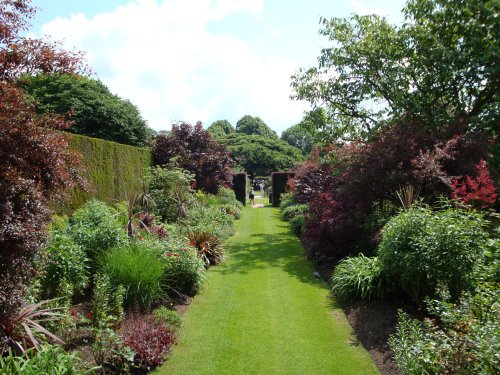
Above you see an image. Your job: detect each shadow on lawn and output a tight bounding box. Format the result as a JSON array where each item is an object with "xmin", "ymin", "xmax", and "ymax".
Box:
[{"xmin": 219, "ymin": 207, "xmax": 323, "ymax": 287}]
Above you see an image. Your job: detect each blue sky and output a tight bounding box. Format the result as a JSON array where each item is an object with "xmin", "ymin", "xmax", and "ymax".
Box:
[{"xmin": 29, "ymin": 0, "xmax": 406, "ymax": 134}]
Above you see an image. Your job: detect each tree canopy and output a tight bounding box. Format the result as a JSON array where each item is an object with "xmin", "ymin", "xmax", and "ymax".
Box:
[
  {"xmin": 220, "ymin": 133, "xmax": 303, "ymax": 178},
  {"xmin": 291, "ymin": 0, "xmax": 499, "ymax": 141},
  {"xmin": 236, "ymin": 115, "xmax": 278, "ymax": 139},
  {"xmin": 22, "ymin": 74, "xmax": 152, "ymax": 147},
  {"xmin": 207, "ymin": 119, "xmax": 235, "ymax": 138}
]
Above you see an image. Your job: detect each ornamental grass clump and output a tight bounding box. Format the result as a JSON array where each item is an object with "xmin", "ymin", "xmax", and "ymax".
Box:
[
  {"xmin": 99, "ymin": 240, "xmax": 166, "ymax": 310},
  {"xmin": 331, "ymin": 254, "xmax": 385, "ymax": 302}
]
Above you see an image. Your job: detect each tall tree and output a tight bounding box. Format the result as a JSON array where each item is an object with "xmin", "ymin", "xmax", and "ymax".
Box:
[
  {"xmin": 236, "ymin": 115, "xmax": 278, "ymax": 139},
  {"xmin": 291, "ymin": 0, "xmax": 499, "ymax": 140},
  {"xmin": 153, "ymin": 122, "xmax": 233, "ymax": 194},
  {"xmin": 207, "ymin": 119, "xmax": 235, "ymax": 138},
  {"xmin": 220, "ymin": 133, "xmax": 303, "ymax": 179},
  {"xmin": 22, "ymin": 74, "xmax": 152, "ymax": 147}
]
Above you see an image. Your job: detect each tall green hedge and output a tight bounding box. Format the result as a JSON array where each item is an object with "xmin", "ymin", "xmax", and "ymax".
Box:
[
  {"xmin": 271, "ymin": 172, "xmax": 294, "ymax": 207},
  {"xmin": 61, "ymin": 133, "xmax": 152, "ymax": 213},
  {"xmin": 233, "ymin": 173, "xmax": 247, "ymax": 205}
]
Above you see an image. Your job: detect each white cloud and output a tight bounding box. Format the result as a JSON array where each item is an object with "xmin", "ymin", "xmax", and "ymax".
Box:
[{"xmin": 37, "ymin": 0, "xmax": 306, "ymax": 133}]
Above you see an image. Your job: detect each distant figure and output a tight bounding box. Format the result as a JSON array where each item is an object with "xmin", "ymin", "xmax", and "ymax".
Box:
[
  {"xmin": 249, "ymin": 191, "xmax": 255, "ymax": 206},
  {"xmin": 259, "ymin": 183, "xmax": 265, "ymax": 197},
  {"xmin": 268, "ymin": 191, "xmax": 272, "ymax": 204}
]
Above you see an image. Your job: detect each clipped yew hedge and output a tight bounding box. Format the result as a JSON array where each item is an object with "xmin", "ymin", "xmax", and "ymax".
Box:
[
  {"xmin": 62, "ymin": 133, "xmax": 152, "ymax": 213},
  {"xmin": 271, "ymin": 172, "xmax": 294, "ymax": 207},
  {"xmin": 233, "ymin": 173, "xmax": 247, "ymax": 205}
]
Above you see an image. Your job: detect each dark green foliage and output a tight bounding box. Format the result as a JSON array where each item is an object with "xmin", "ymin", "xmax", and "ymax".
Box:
[
  {"xmin": 378, "ymin": 203, "xmax": 490, "ymax": 303},
  {"xmin": 289, "ymin": 215, "xmax": 304, "ymax": 236},
  {"xmin": 235, "ymin": 115, "xmax": 278, "ymax": 139},
  {"xmin": 389, "ymin": 283, "xmax": 500, "ymax": 374},
  {"xmin": 207, "ymin": 119, "xmax": 235, "ymax": 138},
  {"xmin": 272, "ymin": 172, "xmax": 295, "ymax": 207},
  {"xmin": 100, "ymin": 240, "xmax": 166, "ymax": 310},
  {"xmin": 221, "ymin": 134, "xmax": 303, "ymax": 178},
  {"xmin": 331, "ymin": 255, "xmax": 385, "ymax": 302},
  {"xmin": 22, "ymin": 74, "xmax": 152, "ymax": 147},
  {"xmin": 68, "ymin": 199, "xmax": 126, "ymax": 270},
  {"xmin": 65, "ymin": 133, "xmax": 152, "ymax": 213},
  {"xmin": 232, "ymin": 173, "xmax": 247, "ymax": 205}
]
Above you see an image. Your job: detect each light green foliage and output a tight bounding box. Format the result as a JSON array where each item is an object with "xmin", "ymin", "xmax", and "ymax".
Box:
[
  {"xmin": 378, "ymin": 203, "xmax": 490, "ymax": 302},
  {"xmin": 41, "ymin": 228, "xmax": 89, "ymax": 299},
  {"xmin": 219, "ymin": 133, "xmax": 303, "ymax": 178},
  {"xmin": 215, "ymin": 187, "xmax": 242, "ymax": 219},
  {"xmin": 162, "ymin": 236, "xmax": 206, "ymax": 295},
  {"xmin": 291, "ymin": 0, "xmax": 499, "ymax": 140},
  {"xmin": 146, "ymin": 165, "xmax": 194, "ymax": 223},
  {"xmin": 281, "ymin": 204, "xmax": 308, "ymax": 222},
  {"xmin": 0, "ymin": 345, "xmax": 92, "ymax": 375},
  {"xmin": 207, "ymin": 119, "xmax": 235, "ymax": 138},
  {"xmin": 279, "ymin": 193, "xmax": 296, "ymax": 210},
  {"xmin": 280, "ymin": 122, "xmax": 317, "ymax": 155},
  {"xmin": 153, "ymin": 306, "xmax": 182, "ymax": 332},
  {"xmin": 331, "ymin": 255, "xmax": 385, "ymax": 302},
  {"xmin": 184, "ymin": 204, "xmax": 235, "ymax": 241},
  {"xmin": 235, "ymin": 115, "xmax": 278, "ymax": 139},
  {"xmin": 68, "ymin": 200, "xmax": 126, "ymax": 270},
  {"xmin": 100, "ymin": 240, "xmax": 166, "ymax": 310},
  {"xmin": 65, "ymin": 133, "xmax": 152, "ymax": 213},
  {"xmin": 389, "ymin": 283, "xmax": 500, "ymax": 374},
  {"xmin": 23, "ymin": 74, "xmax": 152, "ymax": 147}
]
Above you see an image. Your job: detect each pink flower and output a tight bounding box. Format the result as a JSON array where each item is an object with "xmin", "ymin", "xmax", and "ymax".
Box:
[
  {"xmin": 137, "ymin": 235, "xmax": 143, "ymax": 241},
  {"xmin": 71, "ymin": 308, "xmax": 76, "ymax": 316},
  {"xmin": 86, "ymin": 312, "xmax": 91, "ymax": 319},
  {"xmin": 167, "ymin": 252, "xmax": 172, "ymax": 257},
  {"xmin": 174, "ymin": 253, "xmax": 179, "ymax": 257}
]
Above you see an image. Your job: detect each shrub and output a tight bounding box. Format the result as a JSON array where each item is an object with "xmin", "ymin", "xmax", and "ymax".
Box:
[
  {"xmin": 188, "ymin": 228, "xmax": 224, "ymax": 266},
  {"xmin": 0, "ymin": 345, "xmax": 90, "ymax": 375},
  {"xmin": 152, "ymin": 122, "xmax": 233, "ymax": 194},
  {"xmin": 184, "ymin": 204, "xmax": 235, "ymax": 241},
  {"xmin": 123, "ymin": 314, "xmax": 175, "ymax": 370},
  {"xmin": 162, "ymin": 237, "xmax": 205, "ymax": 296},
  {"xmin": 281, "ymin": 204, "xmax": 308, "ymax": 221},
  {"xmin": 378, "ymin": 203, "xmax": 490, "ymax": 302},
  {"xmin": 216, "ymin": 187, "xmax": 239, "ymax": 205},
  {"xmin": 271, "ymin": 172, "xmax": 295, "ymax": 207},
  {"xmin": 279, "ymin": 192, "xmax": 296, "ymax": 210},
  {"xmin": 451, "ymin": 159, "xmax": 497, "ymax": 209},
  {"xmin": 389, "ymin": 283, "xmax": 499, "ymax": 374},
  {"xmin": 219, "ymin": 203, "xmax": 241, "ymax": 220},
  {"xmin": 100, "ymin": 241, "xmax": 166, "ymax": 310},
  {"xmin": 68, "ymin": 200, "xmax": 126, "ymax": 269},
  {"xmin": 89, "ymin": 274, "xmax": 125, "ymax": 329},
  {"xmin": 289, "ymin": 215, "xmax": 305, "ymax": 236},
  {"xmin": 145, "ymin": 165, "xmax": 194, "ymax": 223},
  {"xmin": 152, "ymin": 306, "xmax": 182, "ymax": 332},
  {"xmin": 232, "ymin": 173, "xmax": 247, "ymax": 205},
  {"xmin": 331, "ymin": 255, "xmax": 385, "ymax": 302},
  {"xmin": 40, "ymin": 229, "xmax": 89, "ymax": 299}
]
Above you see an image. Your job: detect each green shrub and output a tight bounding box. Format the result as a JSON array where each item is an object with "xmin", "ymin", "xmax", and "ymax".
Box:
[
  {"xmin": 389, "ymin": 283, "xmax": 500, "ymax": 374},
  {"xmin": 279, "ymin": 192, "xmax": 296, "ymax": 210},
  {"xmin": 184, "ymin": 204, "xmax": 235, "ymax": 241},
  {"xmin": 331, "ymin": 255, "xmax": 385, "ymax": 302},
  {"xmin": 68, "ymin": 200, "xmax": 126, "ymax": 269},
  {"xmin": 162, "ymin": 236, "xmax": 205, "ymax": 295},
  {"xmin": 100, "ymin": 240, "xmax": 166, "ymax": 310},
  {"xmin": 289, "ymin": 215, "xmax": 304, "ymax": 236},
  {"xmin": 216, "ymin": 187, "xmax": 240, "ymax": 205},
  {"xmin": 281, "ymin": 204, "xmax": 308, "ymax": 221},
  {"xmin": 378, "ymin": 203, "xmax": 489, "ymax": 302},
  {"xmin": 219, "ymin": 203, "xmax": 241, "ymax": 219},
  {"xmin": 146, "ymin": 165, "xmax": 194, "ymax": 223},
  {"xmin": 152, "ymin": 306, "xmax": 182, "ymax": 332},
  {"xmin": 41, "ymin": 229, "xmax": 89, "ymax": 299},
  {"xmin": 0, "ymin": 345, "xmax": 91, "ymax": 374}
]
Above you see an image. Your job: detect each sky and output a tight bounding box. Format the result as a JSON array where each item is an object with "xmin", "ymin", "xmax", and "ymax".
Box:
[{"xmin": 28, "ymin": 0, "xmax": 407, "ymax": 135}]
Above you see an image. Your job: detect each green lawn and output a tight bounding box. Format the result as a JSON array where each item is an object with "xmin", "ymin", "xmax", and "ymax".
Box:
[{"xmin": 157, "ymin": 197, "xmax": 378, "ymax": 375}]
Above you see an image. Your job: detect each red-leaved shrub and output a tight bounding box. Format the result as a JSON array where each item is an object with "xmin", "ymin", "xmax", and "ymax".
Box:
[
  {"xmin": 451, "ymin": 160, "xmax": 497, "ymax": 208},
  {"xmin": 123, "ymin": 314, "xmax": 175, "ymax": 370}
]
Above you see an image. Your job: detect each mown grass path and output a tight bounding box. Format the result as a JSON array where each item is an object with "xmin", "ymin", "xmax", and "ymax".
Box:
[{"xmin": 157, "ymin": 198, "xmax": 378, "ymax": 374}]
